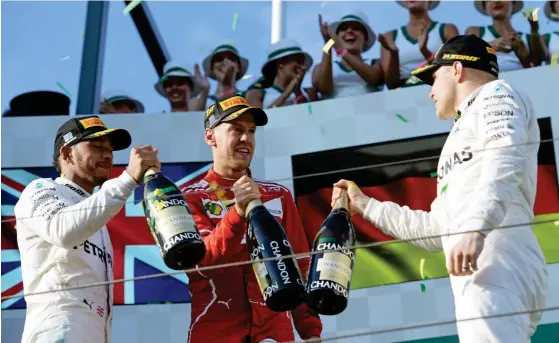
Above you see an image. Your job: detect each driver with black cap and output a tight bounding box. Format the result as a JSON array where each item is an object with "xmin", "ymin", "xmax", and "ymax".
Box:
[
  {"xmin": 15, "ymin": 115, "xmax": 161, "ymax": 343},
  {"xmin": 332, "ymin": 35, "xmax": 547, "ymax": 342}
]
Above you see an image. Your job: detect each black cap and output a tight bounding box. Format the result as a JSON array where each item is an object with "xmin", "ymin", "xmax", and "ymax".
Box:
[
  {"xmin": 411, "ymin": 34, "xmax": 499, "ymax": 85},
  {"xmin": 53, "ymin": 116, "xmax": 132, "ymax": 161},
  {"xmin": 204, "ymin": 94, "xmax": 268, "ymax": 129}
]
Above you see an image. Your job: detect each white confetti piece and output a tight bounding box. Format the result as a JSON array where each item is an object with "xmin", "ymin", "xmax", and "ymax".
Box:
[
  {"xmin": 420, "ymin": 258, "xmax": 426, "ymax": 279},
  {"xmin": 241, "ymin": 74, "xmax": 253, "ymax": 80},
  {"xmin": 59, "ymin": 56, "xmax": 70, "ymax": 61},
  {"xmin": 323, "ymin": 39, "xmax": 335, "ymax": 54}
]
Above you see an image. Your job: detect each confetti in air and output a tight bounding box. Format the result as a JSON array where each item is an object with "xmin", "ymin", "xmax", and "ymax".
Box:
[
  {"xmin": 123, "ymin": 0, "xmax": 142, "ymax": 15},
  {"xmin": 59, "ymin": 56, "xmax": 70, "ymax": 61},
  {"xmin": 395, "ymin": 114, "xmax": 408, "ymax": 122},
  {"xmin": 551, "ymin": 53, "xmax": 558, "ymax": 67},
  {"xmin": 420, "ymin": 283, "xmax": 426, "ymax": 293},
  {"xmin": 56, "ymin": 82, "xmax": 72, "ymax": 99},
  {"xmin": 420, "ymin": 258, "xmax": 426, "ymax": 280},
  {"xmin": 232, "ymin": 12, "xmax": 239, "ymax": 31},
  {"xmin": 554, "ymin": 220, "xmax": 559, "ymax": 226},
  {"xmin": 307, "ymin": 104, "xmax": 313, "ymax": 115},
  {"xmin": 241, "ymin": 74, "xmax": 253, "ymax": 80},
  {"xmin": 323, "ymin": 39, "xmax": 335, "ymax": 54},
  {"xmin": 532, "ymin": 8, "xmax": 539, "ymax": 21},
  {"xmin": 430, "ymin": 172, "xmax": 438, "ymax": 178}
]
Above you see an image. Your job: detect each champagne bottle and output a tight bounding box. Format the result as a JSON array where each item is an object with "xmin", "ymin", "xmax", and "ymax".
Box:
[
  {"xmin": 305, "ymin": 189, "xmax": 356, "ymax": 315},
  {"xmin": 143, "ymin": 167, "xmax": 206, "ymax": 270},
  {"xmin": 247, "ymin": 199, "xmax": 305, "ymax": 312}
]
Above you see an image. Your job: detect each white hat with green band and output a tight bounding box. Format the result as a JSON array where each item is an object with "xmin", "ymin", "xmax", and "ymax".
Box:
[
  {"xmin": 202, "ymin": 42, "xmax": 249, "ymax": 81},
  {"xmin": 261, "ymin": 38, "xmax": 313, "ymax": 85},
  {"xmin": 103, "ymin": 90, "xmax": 145, "ymax": 113},
  {"xmin": 154, "ymin": 60, "xmax": 201, "ymax": 98},
  {"xmin": 474, "ymin": 0, "xmax": 524, "ymax": 15},
  {"xmin": 544, "ymin": 1, "xmax": 559, "ymax": 21},
  {"xmin": 327, "ymin": 10, "xmax": 376, "ymax": 52}
]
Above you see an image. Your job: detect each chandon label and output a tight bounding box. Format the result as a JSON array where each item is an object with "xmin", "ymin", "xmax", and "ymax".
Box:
[
  {"xmin": 309, "ymin": 280, "xmax": 349, "ymax": 298},
  {"xmin": 162, "ymin": 232, "xmax": 201, "ymax": 251},
  {"xmin": 316, "ymin": 251, "xmax": 353, "ymax": 289},
  {"xmin": 316, "ymin": 242, "xmax": 355, "ymax": 260}
]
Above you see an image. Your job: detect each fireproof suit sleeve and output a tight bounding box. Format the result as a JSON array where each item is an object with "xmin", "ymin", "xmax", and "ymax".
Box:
[
  {"xmin": 185, "ymin": 192, "xmax": 248, "ymax": 266},
  {"xmin": 279, "ymin": 191, "xmax": 323, "ymax": 339},
  {"xmin": 450, "ymin": 83, "xmax": 530, "ymax": 237},
  {"xmin": 14, "ymin": 171, "xmax": 137, "ymax": 249},
  {"xmin": 363, "ymin": 198, "xmax": 443, "ymax": 252}
]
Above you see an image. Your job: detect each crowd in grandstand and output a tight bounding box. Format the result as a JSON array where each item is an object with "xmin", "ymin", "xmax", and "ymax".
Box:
[{"xmin": 95, "ymin": 1, "xmax": 558, "ymax": 114}]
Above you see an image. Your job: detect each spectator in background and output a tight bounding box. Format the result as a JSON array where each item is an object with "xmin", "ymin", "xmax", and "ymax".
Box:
[
  {"xmin": 155, "ymin": 61, "xmax": 209, "ymax": 112},
  {"xmin": 543, "ymin": 0, "xmax": 559, "ymax": 63},
  {"xmin": 312, "ymin": 10, "xmax": 384, "ymax": 98},
  {"xmin": 203, "ymin": 42, "xmax": 249, "ymax": 102},
  {"xmin": 246, "ymin": 38, "xmax": 316, "ymax": 108},
  {"xmin": 466, "ymin": 1, "xmax": 543, "ymax": 70},
  {"xmin": 379, "ymin": 1, "xmax": 459, "ymax": 89},
  {"xmin": 100, "ymin": 91, "xmax": 144, "ymax": 114}
]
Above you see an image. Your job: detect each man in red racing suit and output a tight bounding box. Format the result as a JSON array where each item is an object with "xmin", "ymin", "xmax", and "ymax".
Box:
[{"xmin": 181, "ymin": 95, "xmax": 322, "ymax": 343}]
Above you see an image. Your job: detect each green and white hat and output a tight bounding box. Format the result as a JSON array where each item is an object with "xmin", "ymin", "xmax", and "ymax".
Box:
[
  {"xmin": 327, "ymin": 10, "xmax": 376, "ymax": 52},
  {"xmin": 396, "ymin": 1, "xmax": 440, "ymax": 11},
  {"xmin": 544, "ymin": 1, "xmax": 559, "ymax": 21},
  {"xmin": 475, "ymin": 1, "xmax": 524, "ymax": 15},
  {"xmin": 154, "ymin": 60, "xmax": 200, "ymax": 98},
  {"xmin": 261, "ymin": 38, "xmax": 313, "ymax": 85},
  {"xmin": 202, "ymin": 41, "xmax": 249, "ymax": 81},
  {"xmin": 103, "ymin": 90, "xmax": 144, "ymax": 113}
]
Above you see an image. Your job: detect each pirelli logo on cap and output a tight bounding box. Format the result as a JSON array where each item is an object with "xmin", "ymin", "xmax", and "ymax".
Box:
[
  {"xmin": 219, "ymin": 96, "xmax": 248, "ymax": 111},
  {"xmin": 205, "ymin": 105, "xmax": 215, "ymax": 118},
  {"xmin": 442, "ymin": 54, "xmax": 481, "ymax": 62},
  {"xmin": 80, "ymin": 117, "xmax": 107, "ymax": 129},
  {"xmin": 486, "ymin": 47, "xmax": 496, "ymax": 55}
]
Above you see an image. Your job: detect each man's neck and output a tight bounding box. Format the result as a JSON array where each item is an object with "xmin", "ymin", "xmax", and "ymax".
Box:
[
  {"xmin": 217, "ymin": 82, "xmax": 236, "ymax": 97},
  {"xmin": 273, "ymin": 73, "xmax": 290, "ymax": 91},
  {"xmin": 408, "ymin": 12, "xmax": 431, "ymax": 27},
  {"xmin": 492, "ymin": 17, "xmax": 515, "ymax": 34},
  {"xmin": 60, "ymin": 171, "xmax": 94, "ymax": 194},
  {"xmin": 170, "ymin": 102, "xmax": 188, "ymax": 112},
  {"xmin": 213, "ymin": 164, "xmax": 246, "ymax": 180}
]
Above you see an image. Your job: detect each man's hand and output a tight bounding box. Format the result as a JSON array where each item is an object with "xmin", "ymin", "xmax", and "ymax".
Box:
[
  {"xmin": 126, "ymin": 145, "xmax": 161, "ymax": 183},
  {"xmin": 490, "ymin": 36, "xmax": 513, "ymax": 53},
  {"xmin": 378, "ymin": 34, "xmax": 399, "ymax": 53},
  {"xmin": 318, "ymin": 14, "xmax": 329, "ymax": 43},
  {"xmin": 232, "ymin": 176, "xmax": 261, "ymax": 218},
  {"xmin": 286, "ymin": 67, "xmax": 307, "ymax": 95},
  {"xmin": 446, "ymin": 231, "xmax": 485, "ymax": 276},
  {"xmin": 331, "ymin": 179, "xmax": 370, "ymax": 216},
  {"xmin": 194, "ymin": 63, "xmax": 210, "ymax": 92}
]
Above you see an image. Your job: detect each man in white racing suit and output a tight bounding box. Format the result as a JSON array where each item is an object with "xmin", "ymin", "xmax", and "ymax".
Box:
[
  {"xmin": 15, "ymin": 116, "xmax": 160, "ymax": 343},
  {"xmin": 332, "ymin": 35, "xmax": 548, "ymax": 342}
]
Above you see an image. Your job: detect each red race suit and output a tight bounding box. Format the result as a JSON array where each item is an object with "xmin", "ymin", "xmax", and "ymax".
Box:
[{"xmin": 181, "ymin": 168, "xmax": 322, "ymax": 343}]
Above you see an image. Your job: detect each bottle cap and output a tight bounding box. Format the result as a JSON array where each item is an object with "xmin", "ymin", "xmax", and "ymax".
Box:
[{"xmin": 144, "ymin": 166, "xmax": 161, "ymax": 178}]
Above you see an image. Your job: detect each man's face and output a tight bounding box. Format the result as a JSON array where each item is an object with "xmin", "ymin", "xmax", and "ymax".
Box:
[
  {"xmin": 277, "ymin": 54, "xmax": 306, "ymax": 80},
  {"xmin": 111, "ymin": 100, "xmax": 137, "ymax": 114},
  {"xmin": 211, "ymin": 51, "xmax": 241, "ymax": 77},
  {"xmin": 429, "ymin": 66, "xmax": 457, "ymax": 120},
  {"xmin": 63, "ymin": 137, "xmax": 114, "ymax": 185},
  {"xmin": 404, "ymin": 0, "xmax": 430, "ymax": 12},
  {"xmin": 485, "ymin": 1, "xmax": 514, "ymax": 19},
  {"xmin": 207, "ymin": 113, "xmax": 257, "ymax": 171},
  {"xmin": 337, "ymin": 22, "xmax": 367, "ymax": 52},
  {"xmin": 164, "ymin": 76, "xmax": 191, "ymax": 104}
]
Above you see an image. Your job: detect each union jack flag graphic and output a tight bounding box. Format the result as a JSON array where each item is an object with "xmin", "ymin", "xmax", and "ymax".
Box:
[
  {"xmin": 96, "ymin": 305, "xmax": 105, "ymax": 318},
  {"xmin": 1, "ymin": 162, "xmax": 212, "ymax": 309}
]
